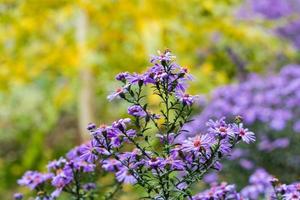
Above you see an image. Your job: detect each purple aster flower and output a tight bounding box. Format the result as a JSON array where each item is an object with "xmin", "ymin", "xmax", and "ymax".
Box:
[
  {"xmin": 105, "ymin": 126, "xmax": 120, "ymax": 139},
  {"xmin": 79, "ymin": 140, "xmax": 108, "ymax": 163},
  {"xmin": 91, "ymin": 124, "xmax": 108, "ymax": 138},
  {"xmin": 154, "ymin": 71, "xmax": 169, "ymax": 82},
  {"xmin": 127, "ymin": 73, "xmax": 155, "ymax": 86},
  {"xmin": 118, "ymin": 152, "xmax": 137, "ymax": 163},
  {"xmin": 175, "ymin": 91, "xmax": 197, "ymax": 106},
  {"xmin": 66, "ymin": 145, "xmax": 82, "ymax": 160},
  {"xmin": 181, "ymin": 134, "xmax": 214, "ymax": 152},
  {"xmin": 150, "ymin": 50, "xmax": 175, "ymax": 63},
  {"xmin": 125, "ymin": 129, "xmax": 136, "ymax": 138},
  {"xmin": 116, "ymin": 168, "xmax": 137, "ymax": 184},
  {"xmin": 156, "ymin": 133, "xmax": 175, "ymax": 144},
  {"xmin": 173, "ymin": 78, "xmax": 188, "ymax": 93},
  {"xmin": 270, "ymin": 117, "xmax": 286, "ymax": 131},
  {"xmin": 293, "ymin": 120, "xmax": 300, "ymax": 132},
  {"xmin": 203, "ymin": 172, "xmax": 218, "ymax": 184},
  {"xmin": 128, "ymin": 105, "xmax": 147, "ymax": 117},
  {"xmin": 176, "ymin": 182, "xmax": 188, "ymax": 190},
  {"xmin": 47, "ymin": 157, "xmax": 67, "ymax": 171},
  {"xmin": 241, "ymin": 185, "xmax": 264, "ymax": 199},
  {"xmin": 219, "ymin": 139, "xmax": 232, "ymax": 156},
  {"xmin": 111, "ymin": 136, "xmax": 122, "ymax": 148},
  {"xmin": 73, "ymin": 160, "xmax": 96, "ymax": 172},
  {"xmin": 272, "ymin": 137, "xmax": 290, "ymax": 149},
  {"xmin": 249, "ymin": 168, "xmax": 273, "ymax": 186},
  {"xmin": 87, "ymin": 123, "xmax": 97, "ymax": 131},
  {"xmin": 258, "ymin": 137, "xmax": 274, "ymax": 152},
  {"xmin": 122, "ymin": 129, "xmax": 137, "ymax": 144},
  {"xmin": 164, "ymin": 156, "xmax": 185, "ymax": 170},
  {"xmin": 107, "ymin": 87, "xmax": 127, "ymax": 101},
  {"xmin": 102, "ymin": 158, "xmax": 122, "ymax": 172},
  {"xmin": 51, "ymin": 171, "xmax": 73, "ymax": 189},
  {"xmin": 233, "ymin": 123, "xmax": 256, "ymax": 144},
  {"xmin": 178, "ymin": 67, "xmax": 194, "ymax": 81},
  {"xmin": 284, "ymin": 191, "xmax": 300, "ymax": 200},
  {"xmin": 239, "ymin": 159, "xmax": 254, "ymax": 170},
  {"xmin": 13, "ymin": 193, "xmax": 23, "ymax": 200},
  {"xmin": 206, "ymin": 117, "xmax": 234, "ymax": 138},
  {"xmin": 51, "ymin": 169, "xmax": 74, "ymax": 198},
  {"xmin": 18, "ymin": 171, "xmax": 53, "ymax": 190},
  {"xmin": 115, "ymin": 72, "xmax": 130, "ymax": 82},
  {"xmin": 213, "ymin": 161, "xmax": 223, "ymax": 171},
  {"xmin": 228, "ymin": 148, "xmax": 246, "ymax": 160},
  {"xmin": 146, "ymin": 157, "xmax": 166, "ymax": 169},
  {"xmin": 112, "ymin": 118, "xmax": 131, "ymax": 131}
]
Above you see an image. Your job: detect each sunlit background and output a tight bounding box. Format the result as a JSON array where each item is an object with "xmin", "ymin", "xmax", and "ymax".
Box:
[{"xmin": 1, "ymin": 0, "xmax": 300, "ymax": 199}]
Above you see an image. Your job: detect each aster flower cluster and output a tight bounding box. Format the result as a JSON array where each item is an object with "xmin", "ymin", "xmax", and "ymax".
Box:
[
  {"xmin": 239, "ymin": 0, "xmax": 300, "ymax": 49},
  {"xmin": 240, "ymin": 168, "xmax": 275, "ymax": 199},
  {"xmin": 193, "ymin": 168, "xmax": 300, "ymax": 200},
  {"xmin": 241, "ymin": 168, "xmax": 300, "ymax": 200},
  {"xmin": 186, "ymin": 65, "xmax": 300, "ymax": 135},
  {"xmin": 240, "ymin": 0, "xmax": 300, "ymax": 20},
  {"xmin": 15, "ymin": 50, "xmax": 254, "ymax": 200},
  {"xmin": 192, "ymin": 182, "xmax": 241, "ymax": 200},
  {"xmin": 15, "ymin": 143, "xmax": 108, "ymax": 199},
  {"xmin": 184, "ymin": 65, "xmax": 300, "ymax": 179},
  {"xmin": 95, "ymin": 50, "xmax": 254, "ymax": 199},
  {"xmin": 185, "ymin": 65, "xmax": 300, "ymax": 141}
]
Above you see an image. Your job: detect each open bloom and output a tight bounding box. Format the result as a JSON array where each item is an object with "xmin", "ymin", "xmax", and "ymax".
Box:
[
  {"xmin": 206, "ymin": 118, "xmax": 235, "ymax": 138},
  {"xmin": 182, "ymin": 134, "xmax": 214, "ymax": 152},
  {"xmin": 284, "ymin": 191, "xmax": 300, "ymax": 200},
  {"xmin": 79, "ymin": 140, "xmax": 109, "ymax": 163},
  {"xmin": 233, "ymin": 123, "xmax": 256, "ymax": 144}
]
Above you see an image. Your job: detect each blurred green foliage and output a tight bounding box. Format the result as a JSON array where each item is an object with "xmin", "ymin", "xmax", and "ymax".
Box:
[{"xmin": 0, "ymin": 0, "xmax": 298, "ymax": 198}]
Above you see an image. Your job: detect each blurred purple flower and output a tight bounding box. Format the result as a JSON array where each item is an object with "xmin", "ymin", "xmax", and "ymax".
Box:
[
  {"xmin": 203, "ymin": 172, "xmax": 219, "ymax": 184},
  {"xmin": 13, "ymin": 193, "xmax": 23, "ymax": 200},
  {"xmin": 128, "ymin": 105, "xmax": 147, "ymax": 117},
  {"xmin": 18, "ymin": 171, "xmax": 53, "ymax": 190},
  {"xmin": 116, "ymin": 168, "xmax": 137, "ymax": 184},
  {"xmin": 239, "ymin": 159, "xmax": 255, "ymax": 170}
]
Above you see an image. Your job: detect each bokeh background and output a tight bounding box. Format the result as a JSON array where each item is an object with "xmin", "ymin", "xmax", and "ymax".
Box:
[{"xmin": 1, "ymin": 0, "xmax": 300, "ymax": 199}]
